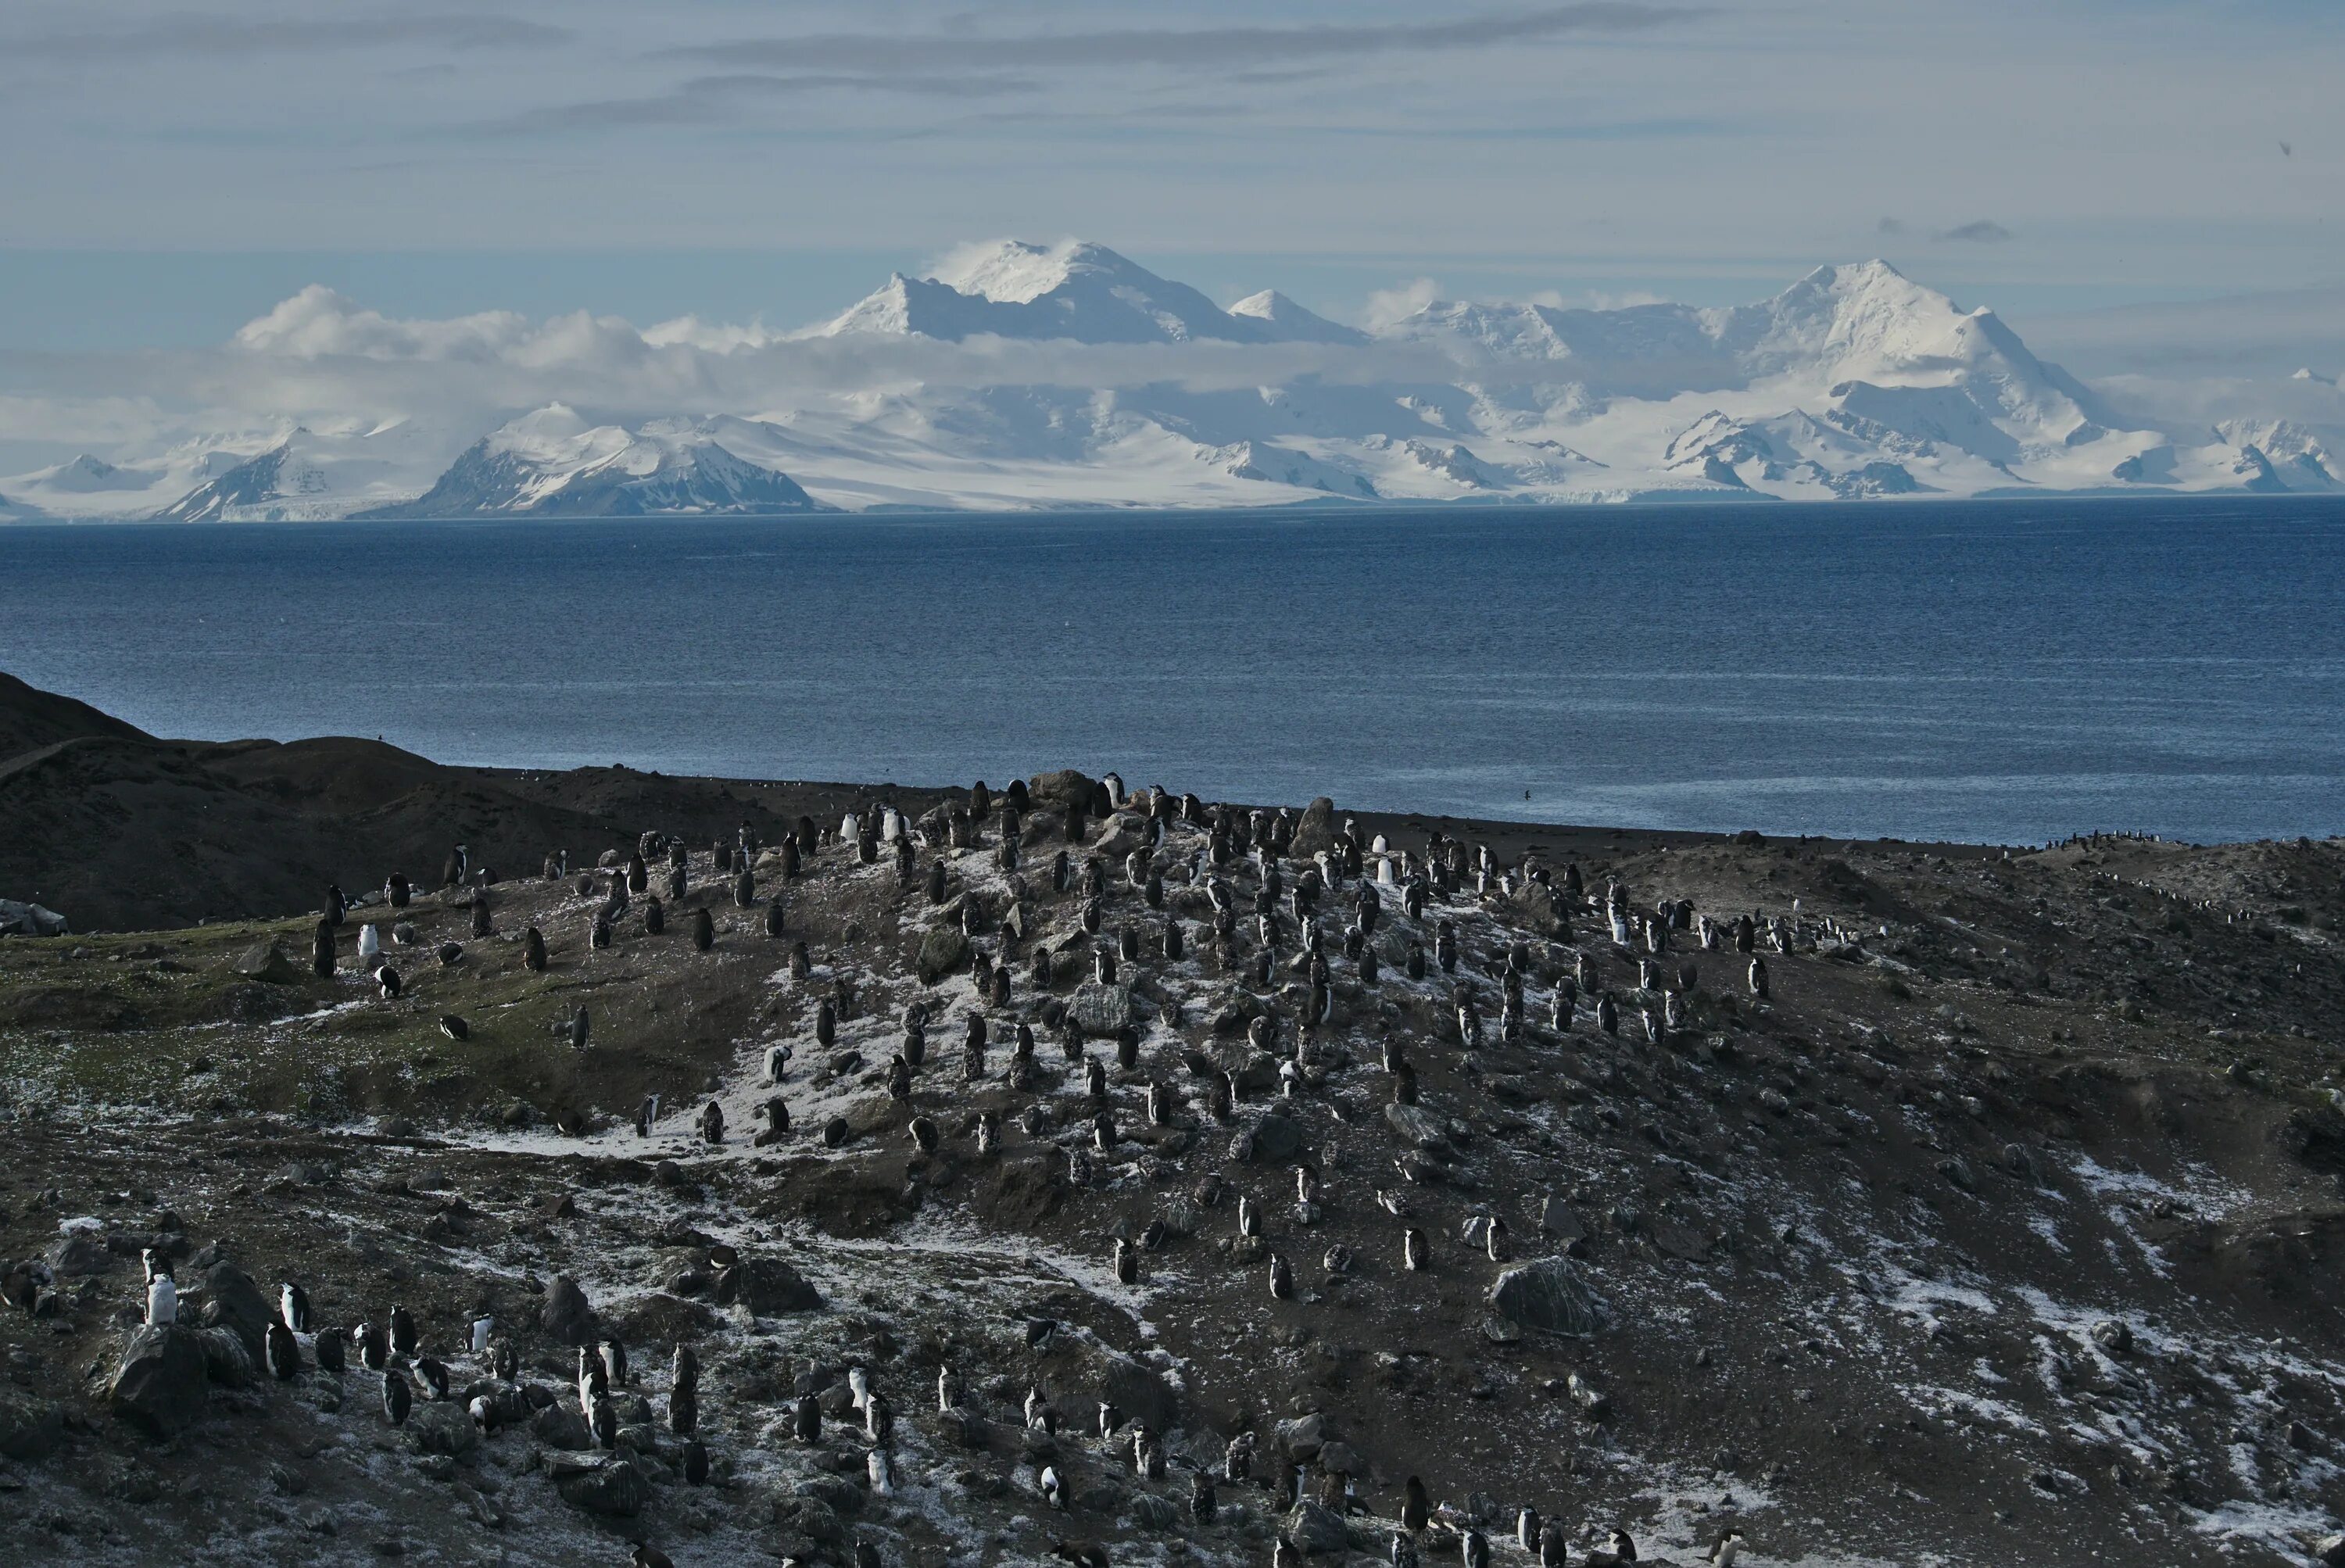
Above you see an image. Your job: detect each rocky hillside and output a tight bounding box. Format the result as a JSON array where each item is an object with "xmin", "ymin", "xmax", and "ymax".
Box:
[{"xmin": 2, "ymin": 719, "xmax": 2344, "ymax": 1566}]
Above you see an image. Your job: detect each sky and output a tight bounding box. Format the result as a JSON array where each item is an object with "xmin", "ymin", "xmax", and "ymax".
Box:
[{"xmin": 0, "ymin": 0, "xmax": 2339, "ymax": 350}]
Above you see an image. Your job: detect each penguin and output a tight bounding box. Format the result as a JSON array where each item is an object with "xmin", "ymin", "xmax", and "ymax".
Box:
[
  {"xmin": 312, "ymin": 920, "xmax": 337, "ymax": 978},
  {"xmin": 470, "ymin": 1314, "xmax": 494, "ymax": 1356},
  {"xmin": 693, "ymin": 907, "xmax": 715, "ymax": 952},
  {"xmin": 569, "ymin": 1005, "xmax": 591, "ymax": 1051},
  {"xmin": 793, "ymin": 1393, "xmax": 822, "ymax": 1442},
  {"xmin": 1462, "ymin": 1530, "xmax": 1490, "ymax": 1568},
  {"xmin": 1190, "ymin": 1470, "xmax": 1218, "ymax": 1523},
  {"xmin": 1585, "ymin": 1530, "xmax": 1637, "ymax": 1567},
  {"xmin": 355, "ymin": 1321, "xmax": 388, "ymax": 1373},
  {"xmin": 937, "ymin": 1364, "xmax": 963, "ymax": 1413},
  {"xmin": 1538, "ymin": 1524, "xmax": 1570, "ymax": 1568},
  {"xmin": 382, "ymin": 1370, "xmax": 412, "ymax": 1427},
  {"xmin": 632, "ymin": 1547, "xmax": 676, "ymax": 1568},
  {"xmin": 439, "ymin": 1015, "xmax": 470, "ymax": 1042},
  {"xmin": 868, "ymin": 1446, "xmax": 895, "ymax": 1496},
  {"xmin": 1113, "ymin": 1237, "xmax": 1138, "ymax": 1285},
  {"xmin": 764, "ymin": 1096, "xmax": 792, "ymax": 1138},
  {"xmin": 389, "ymin": 1305, "xmax": 417, "ymax": 1360},
  {"xmin": 1025, "ymin": 1383, "xmax": 1055, "ymax": 1432},
  {"xmin": 767, "ymin": 1043, "xmax": 793, "ymax": 1083},
  {"xmin": 1748, "ymin": 957, "xmax": 1769, "ymax": 998},
  {"xmin": 590, "ymin": 1391, "xmax": 620, "ymax": 1449},
  {"xmin": 1516, "ymin": 1508, "xmax": 1541, "ymax": 1554},
  {"xmin": 1394, "ymin": 1535, "xmax": 1422, "ymax": 1568},
  {"xmin": 635, "ymin": 1094, "xmax": 660, "ymax": 1137},
  {"xmin": 700, "ymin": 1101, "xmax": 725, "ymax": 1145},
  {"xmin": 601, "ymin": 1336, "xmax": 628, "ymax": 1389},
  {"xmin": 1269, "ymin": 1251, "xmax": 1294, "ymax": 1300},
  {"xmin": 1239, "ymin": 1194, "xmax": 1262, "ymax": 1237},
  {"xmin": 145, "ymin": 1269, "xmax": 177, "ymax": 1326},
  {"xmin": 909, "ymin": 1116, "xmax": 940, "ymax": 1155},
  {"xmin": 375, "ymin": 965, "xmax": 402, "ymax": 1000},
  {"xmin": 281, "ymin": 1281, "xmax": 310, "ymax": 1333},
  {"xmin": 673, "ymin": 1341, "xmax": 700, "ymax": 1394},
  {"xmin": 1486, "ymin": 1215, "xmax": 1509, "ymax": 1263},
  {"xmin": 1040, "ymin": 1464, "xmax": 1068, "ymax": 1510},
  {"xmin": 682, "ymin": 1439, "xmax": 709, "ymax": 1485},
  {"xmin": 414, "ymin": 1356, "xmax": 451, "ymax": 1401},
  {"xmin": 315, "ymin": 1326, "xmax": 345, "ymax": 1376},
  {"xmin": 1402, "ymin": 1476, "xmax": 1430, "ymax": 1531},
  {"xmin": 1704, "ymin": 1530, "xmax": 1744, "ymax": 1566},
  {"xmin": 1403, "ymin": 1227, "xmax": 1430, "ymax": 1273},
  {"xmin": 523, "ymin": 925, "xmax": 547, "ymax": 973},
  {"xmin": 325, "ymin": 884, "xmax": 347, "ymax": 928}
]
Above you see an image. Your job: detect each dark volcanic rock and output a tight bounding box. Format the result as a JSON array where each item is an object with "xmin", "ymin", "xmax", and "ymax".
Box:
[
  {"xmin": 109, "ymin": 1324, "xmax": 209, "ymax": 1437},
  {"xmin": 197, "ymin": 1261, "xmax": 275, "ymax": 1359},
  {"xmin": 1488, "ymin": 1258, "xmax": 1607, "ymax": 1337},
  {"xmin": 554, "ymin": 1455, "xmax": 650, "ymax": 1516},
  {"xmin": 714, "ymin": 1257, "xmax": 823, "ymax": 1315},
  {"xmin": 540, "ymin": 1274, "xmax": 598, "ymax": 1344}
]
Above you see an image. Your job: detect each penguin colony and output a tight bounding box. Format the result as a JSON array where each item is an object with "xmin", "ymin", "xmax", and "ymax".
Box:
[{"xmin": 16, "ymin": 775, "xmax": 2336, "ymax": 1568}]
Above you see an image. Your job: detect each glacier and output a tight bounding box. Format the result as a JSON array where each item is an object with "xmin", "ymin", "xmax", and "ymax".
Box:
[{"xmin": 4, "ymin": 239, "xmax": 2339, "ymax": 520}]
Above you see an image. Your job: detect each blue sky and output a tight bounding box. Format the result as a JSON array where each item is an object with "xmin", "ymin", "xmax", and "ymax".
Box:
[{"xmin": 0, "ymin": 0, "xmax": 2338, "ymax": 348}]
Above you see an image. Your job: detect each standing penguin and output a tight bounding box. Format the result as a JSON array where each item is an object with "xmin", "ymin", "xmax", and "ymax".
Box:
[
  {"xmin": 523, "ymin": 925, "xmax": 547, "ymax": 973},
  {"xmin": 312, "ymin": 920, "xmax": 337, "ymax": 977},
  {"xmin": 693, "ymin": 907, "xmax": 715, "ymax": 953},
  {"xmin": 280, "ymin": 1281, "xmax": 310, "ymax": 1333},
  {"xmin": 1402, "ymin": 1476, "xmax": 1430, "ymax": 1531},
  {"xmin": 382, "ymin": 1371, "xmax": 412, "ymax": 1427},
  {"xmin": 1403, "ymin": 1227, "xmax": 1430, "ymax": 1273},
  {"xmin": 267, "ymin": 1312, "xmax": 300, "ymax": 1378},
  {"xmin": 145, "ymin": 1269, "xmax": 177, "ymax": 1326},
  {"xmin": 389, "ymin": 1305, "xmax": 417, "ymax": 1360},
  {"xmin": 1268, "ymin": 1251, "xmax": 1294, "ymax": 1300},
  {"xmin": 1748, "ymin": 957, "xmax": 1769, "ymax": 999}
]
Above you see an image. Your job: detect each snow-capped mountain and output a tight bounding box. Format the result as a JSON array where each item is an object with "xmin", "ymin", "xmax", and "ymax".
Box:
[
  {"xmin": 353, "ymin": 406, "xmax": 825, "ymax": 518},
  {"xmin": 815, "ymin": 239, "xmax": 1362, "ymax": 345},
  {"xmin": 8, "ymin": 242, "xmax": 2339, "ymax": 519}
]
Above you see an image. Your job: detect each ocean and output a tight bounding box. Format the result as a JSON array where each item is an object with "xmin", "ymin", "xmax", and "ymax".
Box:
[{"xmin": 3, "ymin": 497, "xmax": 2341, "ymax": 847}]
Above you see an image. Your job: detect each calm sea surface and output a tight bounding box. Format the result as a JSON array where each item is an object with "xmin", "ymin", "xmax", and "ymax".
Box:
[{"xmin": 2, "ymin": 498, "xmax": 2341, "ymax": 846}]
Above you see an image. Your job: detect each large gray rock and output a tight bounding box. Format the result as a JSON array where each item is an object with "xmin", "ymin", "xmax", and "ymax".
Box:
[
  {"xmin": 197, "ymin": 1261, "xmax": 276, "ymax": 1359},
  {"xmin": 712, "ymin": 1257, "xmax": 822, "ymax": 1316},
  {"xmin": 539, "ymin": 1275, "xmax": 598, "ymax": 1345},
  {"xmin": 555, "ymin": 1457, "xmax": 650, "ymax": 1517},
  {"xmin": 1488, "ymin": 1258, "xmax": 1608, "ymax": 1337},
  {"xmin": 109, "ymin": 1324, "xmax": 209, "ymax": 1437},
  {"xmin": 194, "ymin": 1326, "xmax": 254, "ymax": 1389},
  {"xmin": 46, "ymin": 1230, "xmax": 116, "ymax": 1277},
  {"xmin": 0, "ymin": 900, "xmax": 67, "ymax": 937},
  {"xmin": 1287, "ymin": 1501, "xmax": 1350, "ymax": 1555},
  {"xmin": 532, "ymin": 1402, "xmax": 594, "ymax": 1451},
  {"xmin": 916, "ymin": 927, "xmax": 970, "ymax": 982},
  {"xmin": 1099, "ymin": 1354, "xmax": 1180, "ymax": 1433},
  {"xmin": 0, "ymin": 1390, "xmax": 65, "ymax": 1461},
  {"xmin": 1288, "ymin": 798, "xmax": 1337, "ymax": 859},
  {"xmin": 406, "ymin": 1402, "xmax": 481, "ymax": 1458},
  {"xmin": 1384, "ymin": 1103, "xmax": 1449, "ymax": 1151},
  {"xmin": 1244, "ymin": 1109, "xmax": 1305, "ymax": 1165},
  {"xmin": 230, "ymin": 941, "xmax": 305, "ymax": 984},
  {"xmin": 1072, "ymin": 982, "xmax": 1139, "ymax": 1036}
]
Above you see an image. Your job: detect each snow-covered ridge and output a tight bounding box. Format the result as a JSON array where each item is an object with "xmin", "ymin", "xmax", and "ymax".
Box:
[{"xmin": 7, "ymin": 242, "xmax": 2339, "ymax": 519}]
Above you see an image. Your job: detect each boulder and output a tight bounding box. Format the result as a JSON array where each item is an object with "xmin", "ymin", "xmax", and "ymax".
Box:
[
  {"xmin": 539, "ymin": 1275, "xmax": 598, "ymax": 1345},
  {"xmin": 109, "ymin": 1324, "xmax": 209, "ymax": 1437},
  {"xmin": 1131, "ymin": 1493, "xmax": 1181, "ymax": 1530},
  {"xmin": 1072, "ymin": 982, "xmax": 1139, "ymax": 1036},
  {"xmin": 1245, "ymin": 1109, "xmax": 1305, "ymax": 1164},
  {"xmin": 405, "ymin": 1402, "xmax": 480, "ymax": 1458},
  {"xmin": 1384, "ymin": 1103, "xmax": 1449, "ymax": 1151},
  {"xmin": 917, "ymin": 928, "xmax": 970, "ymax": 983},
  {"xmin": 46, "ymin": 1230, "xmax": 116, "ymax": 1277},
  {"xmin": 1026, "ymin": 771, "xmax": 1097, "ymax": 812},
  {"xmin": 0, "ymin": 900, "xmax": 67, "ymax": 938},
  {"xmin": 1099, "ymin": 1355, "xmax": 1180, "ymax": 1433},
  {"xmin": 1288, "ymin": 798, "xmax": 1337, "ymax": 859},
  {"xmin": 197, "ymin": 1261, "xmax": 276, "ymax": 1359},
  {"xmin": 799, "ymin": 1473, "xmax": 865, "ymax": 1516},
  {"xmin": 532, "ymin": 1403, "xmax": 594, "ymax": 1451},
  {"xmin": 1287, "ymin": 1501, "xmax": 1350, "ymax": 1555},
  {"xmin": 194, "ymin": 1325, "xmax": 254, "ymax": 1389},
  {"xmin": 1274, "ymin": 1412, "xmax": 1326, "ymax": 1460},
  {"xmin": 0, "ymin": 1389, "xmax": 66, "ymax": 1461},
  {"xmin": 230, "ymin": 941, "xmax": 305, "ymax": 985},
  {"xmin": 555, "ymin": 1457, "xmax": 651, "ymax": 1517},
  {"xmin": 1488, "ymin": 1258, "xmax": 1608, "ymax": 1337},
  {"xmin": 712, "ymin": 1257, "xmax": 822, "ymax": 1316}
]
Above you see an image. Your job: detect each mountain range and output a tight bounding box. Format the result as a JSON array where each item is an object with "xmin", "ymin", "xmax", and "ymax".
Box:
[{"xmin": 4, "ymin": 239, "xmax": 2339, "ymax": 519}]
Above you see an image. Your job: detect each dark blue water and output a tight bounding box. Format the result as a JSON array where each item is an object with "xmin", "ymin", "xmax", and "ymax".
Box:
[{"xmin": 2, "ymin": 499, "xmax": 2341, "ymax": 846}]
